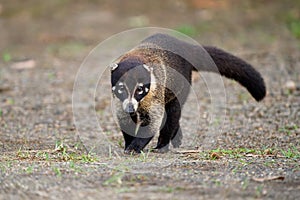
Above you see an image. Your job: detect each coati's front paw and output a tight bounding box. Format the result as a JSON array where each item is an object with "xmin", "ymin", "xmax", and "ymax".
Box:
[
  {"xmin": 124, "ymin": 137, "xmax": 151, "ymax": 154},
  {"xmin": 124, "ymin": 145, "xmax": 142, "ymax": 154},
  {"xmin": 153, "ymin": 144, "xmax": 169, "ymax": 153}
]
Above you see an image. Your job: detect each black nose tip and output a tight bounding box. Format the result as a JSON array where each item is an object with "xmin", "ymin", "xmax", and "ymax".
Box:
[{"xmin": 125, "ymin": 103, "xmax": 135, "ymax": 113}]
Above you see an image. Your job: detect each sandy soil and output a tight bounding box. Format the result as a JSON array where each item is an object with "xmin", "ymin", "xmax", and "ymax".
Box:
[{"xmin": 0, "ymin": 1, "xmax": 299, "ymax": 199}]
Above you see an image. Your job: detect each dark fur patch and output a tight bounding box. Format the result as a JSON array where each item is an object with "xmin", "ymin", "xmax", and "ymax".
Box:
[
  {"xmin": 111, "ymin": 57, "xmax": 151, "ymax": 102},
  {"xmin": 111, "ymin": 57, "xmax": 145, "ymax": 87}
]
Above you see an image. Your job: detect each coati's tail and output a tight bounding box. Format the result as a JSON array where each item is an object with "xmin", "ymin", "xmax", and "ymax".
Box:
[
  {"xmin": 140, "ymin": 33, "xmax": 266, "ymax": 101},
  {"xmin": 201, "ymin": 46, "xmax": 266, "ymax": 101}
]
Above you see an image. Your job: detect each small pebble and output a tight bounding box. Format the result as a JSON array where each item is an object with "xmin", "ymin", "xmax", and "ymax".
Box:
[{"xmin": 284, "ymin": 80, "xmax": 296, "ymax": 91}]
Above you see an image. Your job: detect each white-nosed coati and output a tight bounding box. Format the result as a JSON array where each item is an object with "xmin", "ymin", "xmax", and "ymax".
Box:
[{"xmin": 111, "ymin": 33, "xmax": 266, "ymax": 154}]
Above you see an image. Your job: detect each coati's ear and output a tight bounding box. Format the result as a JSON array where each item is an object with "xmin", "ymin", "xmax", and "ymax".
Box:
[
  {"xmin": 143, "ymin": 64, "xmax": 152, "ymax": 72},
  {"xmin": 110, "ymin": 63, "xmax": 119, "ymax": 71}
]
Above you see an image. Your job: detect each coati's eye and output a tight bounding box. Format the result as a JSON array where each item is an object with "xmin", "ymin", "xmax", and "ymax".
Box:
[{"xmin": 136, "ymin": 86, "xmax": 144, "ymax": 95}]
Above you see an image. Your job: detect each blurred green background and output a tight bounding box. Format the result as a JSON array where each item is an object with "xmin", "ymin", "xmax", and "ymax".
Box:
[{"xmin": 1, "ymin": 0, "xmax": 299, "ymax": 62}]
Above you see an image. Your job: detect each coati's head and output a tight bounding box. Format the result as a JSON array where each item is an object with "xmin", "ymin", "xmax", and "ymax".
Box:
[{"xmin": 111, "ymin": 57, "xmax": 152, "ymax": 114}]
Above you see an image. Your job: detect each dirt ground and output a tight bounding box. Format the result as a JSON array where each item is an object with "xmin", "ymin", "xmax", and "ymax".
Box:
[{"xmin": 0, "ymin": 0, "xmax": 299, "ymax": 199}]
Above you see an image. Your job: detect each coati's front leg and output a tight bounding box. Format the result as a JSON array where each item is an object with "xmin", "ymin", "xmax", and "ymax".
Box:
[
  {"xmin": 122, "ymin": 131, "xmax": 153, "ymax": 154},
  {"xmin": 154, "ymin": 98, "xmax": 182, "ymax": 152},
  {"xmin": 125, "ymin": 137, "xmax": 153, "ymax": 154},
  {"xmin": 122, "ymin": 131, "xmax": 135, "ymax": 149}
]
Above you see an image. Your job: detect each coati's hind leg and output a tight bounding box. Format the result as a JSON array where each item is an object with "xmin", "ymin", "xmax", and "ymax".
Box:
[
  {"xmin": 122, "ymin": 131, "xmax": 153, "ymax": 154},
  {"xmin": 171, "ymin": 127, "xmax": 182, "ymax": 148},
  {"xmin": 154, "ymin": 98, "xmax": 182, "ymax": 153}
]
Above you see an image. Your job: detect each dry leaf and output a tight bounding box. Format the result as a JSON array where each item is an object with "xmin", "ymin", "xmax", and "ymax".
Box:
[{"xmin": 210, "ymin": 152, "xmax": 221, "ymax": 159}]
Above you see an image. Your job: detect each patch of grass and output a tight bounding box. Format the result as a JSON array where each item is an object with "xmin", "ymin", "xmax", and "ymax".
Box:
[
  {"xmin": 80, "ymin": 152, "xmax": 98, "ymax": 163},
  {"xmin": 209, "ymin": 147, "xmax": 260, "ymax": 159},
  {"xmin": 185, "ymin": 146, "xmax": 281, "ymax": 163},
  {"xmin": 0, "ymin": 161, "xmax": 12, "ymax": 173},
  {"xmin": 0, "ymin": 164, "xmax": 5, "ymax": 173},
  {"xmin": 241, "ymin": 178, "xmax": 249, "ymax": 190},
  {"xmin": 286, "ymin": 15, "xmax": 300, "ymax": 39},
  {"xmin": 47, "ymin": 71, "xmax": 56, "ymax": 81},
  {"xmin": 280, "ymin": 146, "xmax": 300, "ymax": 159},
  {"xmin": 25, "ymin": 165, "xmax": 34, "ymax": 174},
  {"xmin": 255, "ymin": 184, "xmax": 266, "ymax": 198},
  {"xmin": 6, "ymin": 98, "xmax": 14, "ymax": 105},
  {"xmin": 103, "ymin": 172, "xmax": 124, "ymax": 186},
  {"xmin": 263, "ymin": 159, "xmax": 276, "ymax": 167},
  {"xmin": 54, "ymin": 140, "xmax": 70, "ymax": 161},
  {"xmin": 157, "ymin": 186, "xmax": 176, "ymax": 193},
  {"xmin": 195, "ymin": 147, "xmax": 279, "ymax": 161},
  {"xmin": 53, "ymin": 140, "xmax": 98, "ymax": 162},
  {"xmin": 17, "ymin": 147, "xmax": 30, "ymax": 159},
  {"xmin": 14, "ymin": 140, "xmax": 99, "ymax": 164},
  {"xmin": 69, "ymin": 160, "xmax": 82, "ymax": 173},
  {"xmin": 158, "ymin": 186, "xmax": 185, "ymax": 193},
  {"xmin": 213, "ymin": 179, "xmax": 222, "ymax": 186},
  {"xmin": 212, "ymin": 117, "xmax": 221, "ymax": 126},
  {"xmin": 118, "ymin": 139, "xmax": 123, "ymax": 148},
  {"xmin": 139, "ymin": 150, "xmax": 151, "ymax": 162},
  {"xmin": 2, "ymin": 52, "xmax": 12, "ymax": 62},
  {"xmin": 238, "ymin": 158, "xmax": 248, "ymax": 166},
  {"xmin": 175, "ymin": 24, "xmax": 197, "ymax": 37},
  {"xmin": 278, "ymin": 124, "xmax": 298, "ymax": 136},
  {"xmin": 238, "ymin": 92, "xmax": 251, "ymax": 102},
  {"xmin": 128, "ymin": 15, "xmax": 149, "ymax": 27},
  {"xmin": 102, "ymin": 162, "xmax": 130, "ymax": 187},
  {"xmin": 36, "ymin": 151, "xmax": 50, "ymax": 161},
  {"xmin": 52, "ymin": 166, "xmax": 62, "ymax": 177},
  {"xmin": 46, "ymin": 41, "xmax": 86, "ymax": 58},
  {"xmin": 0, "ymin": 109, "xmax": 2, "ymax": 117}
]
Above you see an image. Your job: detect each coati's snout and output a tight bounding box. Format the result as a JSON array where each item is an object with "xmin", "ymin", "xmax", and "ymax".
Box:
[
  {"xmin": 111, "ymin": 58, "xmax": 152, "ymax": 114},
  {"xmin": 122, "ymin": 98, "xmax": 138, "ymax": 113}
]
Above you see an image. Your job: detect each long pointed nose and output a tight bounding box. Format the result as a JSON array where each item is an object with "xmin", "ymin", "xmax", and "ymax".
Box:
[
  {"xmin": 122, "ymin": 99, "xmax": 138, "ymax": 114},
  {"xmin": 124, "ymin": 102, "xmax": 135, "ymax": 113}
]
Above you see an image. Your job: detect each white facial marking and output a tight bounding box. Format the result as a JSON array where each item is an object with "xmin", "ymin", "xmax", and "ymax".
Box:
[
  {"xmin": 122, "ymin": 99, "xmax": 129, "ymax": 111},
  {"xmin": 145, "ymin": 88, "xmax": 149, "ymax": 93},
  {"xmin": 143, "ymin": 64, "xmax": 151, "ymax": 72},
  {"xmin": 117, "ymin": 89, "xmax": 123, "ymax": 94},
  {"xmin": 134, "ymin": 112, "xmax": 142, "ymax": 136},
  {"xmin": 112, "ymin": 86, "xmax": 116, "ymax": 91},
  {"xmin": 150, "ymin": 72, "xmax": 156, "ymax": 90},
  {"xmin": 138, "ymin": 83, "xmax": 144, "ymax": 87},
  {"xmin": 131, "ymin": 98, "xmax": 138, "ymax": 111},
  {"xmin": 117, "ymin": 82, "xmax": 124, "ymax": 94},
  {"xmin": 137, "ymin": 90, "xmax": 143, "ymax": 95},
  {"xmin": 110, "ymin": 63, "xmax": 118, "ymax": 71}
]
